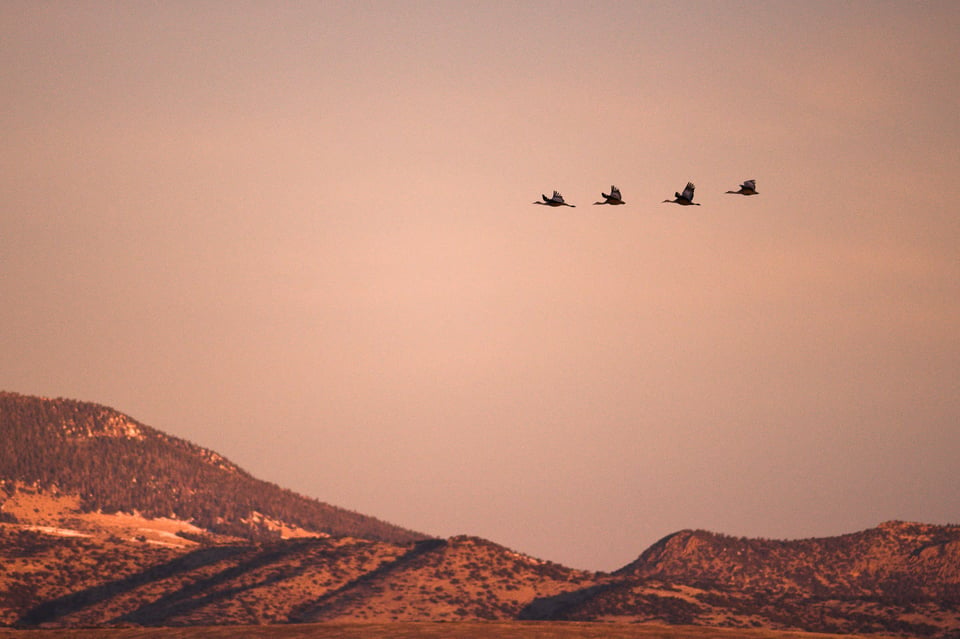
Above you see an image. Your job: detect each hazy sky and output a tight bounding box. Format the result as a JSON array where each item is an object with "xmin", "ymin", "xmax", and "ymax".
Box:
[{"xmin": 3, "ymin": 1, "xmax": 959, "ymax": 571}]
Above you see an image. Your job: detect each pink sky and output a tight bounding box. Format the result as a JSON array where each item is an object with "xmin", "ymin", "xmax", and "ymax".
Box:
[{"xmin": 2, "ymin": 1, "xmax": 959, "ymax": 570}]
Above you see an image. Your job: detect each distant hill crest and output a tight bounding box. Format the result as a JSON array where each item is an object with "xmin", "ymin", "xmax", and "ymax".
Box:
[{"xmin": 0, "ymin": 391, "xmax": 425, "ymax": 544}]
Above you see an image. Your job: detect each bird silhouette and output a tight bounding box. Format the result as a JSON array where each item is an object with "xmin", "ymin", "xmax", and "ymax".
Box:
[
  {"xmin": 594, "ymin": 185, "xmax": 625, "ymax": 205},
  {"xmin": 534, "ymin": 191, "xmax": 575, "ymax": 207},
  {"xmin": 726, "ymin": 179, "xmax": 758, "ymax": 195},
  {"xmin": 662, "ymin": 182, "xmax": 700, "ymax": 206}
]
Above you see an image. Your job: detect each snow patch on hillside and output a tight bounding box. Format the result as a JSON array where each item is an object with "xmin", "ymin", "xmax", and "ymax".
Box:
[
  {"xmin": 243, "ymin": 511, "xmax": 329, "ymax": 540},
  {"xmin": 22, "ymin": 525, "xmax": 91, "ymax": 538}
]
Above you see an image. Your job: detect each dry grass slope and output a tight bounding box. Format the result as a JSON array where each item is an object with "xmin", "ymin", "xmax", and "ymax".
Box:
[{"xmin": 0, "ymin": 622, "xmax": 909, "ymax": 639}]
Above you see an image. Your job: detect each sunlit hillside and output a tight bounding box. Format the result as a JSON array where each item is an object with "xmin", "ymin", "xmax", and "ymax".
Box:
[{"xmin": 2, "ymin": 392, "xmax": 959, "ymax": 637}]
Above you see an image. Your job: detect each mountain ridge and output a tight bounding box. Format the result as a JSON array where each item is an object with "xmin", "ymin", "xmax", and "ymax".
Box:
[
  {"xmin": 618, "ymin": 521, "xmax": 960, "ymax": 598},
  {"xmin": 0, "ymin": 391, "xmax": 425, "ymax": 544},
  {"xmin": 2, "ymin": 391, "xmax": 959, "ymax": 636}
]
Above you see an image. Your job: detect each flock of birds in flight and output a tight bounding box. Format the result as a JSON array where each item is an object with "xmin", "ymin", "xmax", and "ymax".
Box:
[{"xmin": 533, "ymin": 179, "xmax": 758, "ymax": 207}]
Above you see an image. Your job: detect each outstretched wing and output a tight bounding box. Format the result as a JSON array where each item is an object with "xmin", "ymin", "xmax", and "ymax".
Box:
[
  {"xmin": 742, "ymin": 179, "xmax": 756, "ymax": 190},
  {"xmin": 552, "ymin": 190, "xmax": 565, "ymax": 203},
  {"xmin": 681, "ymin": 182, "xmax": 696, "ymax": 201},
  {"xmin": 610, "ymin": 186, "xmax": 621, "ymax": 199}
]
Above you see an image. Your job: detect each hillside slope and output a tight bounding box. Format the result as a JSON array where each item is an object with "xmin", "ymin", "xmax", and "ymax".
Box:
[
  {"xmin": 0, "ymin": 391, "xmax": 424, "ymax": 544},
  {"xmin": 620, "ymin": 522, "xmax": 960, "ymax": 599},
  {"xmin": 292, "ymin": 535, "xmax": 595, "ymax": 623},
  {"xmin": 8, "ymin": 516, "xmax": 960, "ymax": 635},
  {"xmin": 525, "ymin": 524, "xmax": 960, "ymax": 637},
  {"xmin": 1, "ymin": 525, "xmax": 596, "ymax": 627},
  {"xmin": 3, "ymin": 391, "xmax": 960, "ymax": 637}
]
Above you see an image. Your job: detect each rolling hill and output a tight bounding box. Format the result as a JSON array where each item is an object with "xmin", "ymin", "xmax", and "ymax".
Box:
[
  {"xmin": 526, "ymin": 525, "xmax": 960, "ymax": 636},
  {"xmin": 2, "ymin": 391, "xmax": 959, "ymax": 637},
  {"xmin": 0, "ymin": 391, "xmax": 424, "ymax": 543}
]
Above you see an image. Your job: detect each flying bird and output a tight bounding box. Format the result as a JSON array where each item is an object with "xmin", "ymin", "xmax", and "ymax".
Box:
[
  {"xmin": 726, "ymin": 179, "xmax": 758, "ymax": 195},
  {"xmin": 662, "ymin": 182, "xmax": 700, "ymax": 206},
  {"xmin": 534, "ymin": 190, "xmax": 575, "ymax": 207},
  {"xmin": 594, "ymin": 185, "xmax": 625, "ymax": 205}
]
